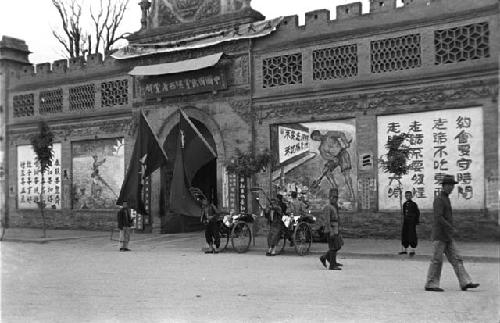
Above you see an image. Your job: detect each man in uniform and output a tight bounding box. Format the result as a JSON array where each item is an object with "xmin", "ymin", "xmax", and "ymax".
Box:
[
  {"xmin": 424, "ymin": 175, "xmax": 480, "ymax": 292},
  {"xmin": 319, "ymin": 188, "xmax": 343, "ymax": 270}
]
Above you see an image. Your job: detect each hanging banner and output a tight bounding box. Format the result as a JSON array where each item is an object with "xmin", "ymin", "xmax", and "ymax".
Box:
[
  {"xmin": 377, "ymin": 107, "xmax": 484, "ymax": 209},
  {"xmin": 17, "ymin": 143, "xmax": 62, "ymax": 209}
]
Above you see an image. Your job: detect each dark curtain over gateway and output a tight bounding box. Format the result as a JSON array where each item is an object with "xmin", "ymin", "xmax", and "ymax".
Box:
[
  {"xmin": 117, "ymin": 111, "xmax": 168, "ymax": 214},
  {"xmin": 169, "ymin": 110, "xmax": 217, "ymax": 217}
]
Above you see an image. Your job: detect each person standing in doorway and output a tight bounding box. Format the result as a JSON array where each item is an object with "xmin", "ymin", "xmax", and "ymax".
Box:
[
  {"xmin": 201, "ymin": 197, "xmax": 220, "ymax": 254},
  {"xmin": 424, "ymin": 175, "xmax": 480, "ymax": 292},
  {"xmin": 399, "ymin": 191, "xmax": 420, "ymax": 256},
  {"xmin": 319, "ymin": 188, "xmax": 343, "ymax": 270},
  {"xmin": 117, "ymin": 201, "xmax": 133, "ymax": 252}
]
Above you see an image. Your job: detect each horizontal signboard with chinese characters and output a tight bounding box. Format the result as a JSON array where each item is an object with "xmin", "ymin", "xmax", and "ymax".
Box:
[
  {"xmin": 139, "ymin": 68, "xmax": 227, "ymax": 98},
  {"xmin": 277, "ymin": 125, "xmax": 310, "ymax": 164},
  {"xmin": 377, "ymin": 107, "xmax": 484, "ymax": 210},
  {"xmin": 17, "ymin": 143, "xmax": 62, "ymax": 209}
]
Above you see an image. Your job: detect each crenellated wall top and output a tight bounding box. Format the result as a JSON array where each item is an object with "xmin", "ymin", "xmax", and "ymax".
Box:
[
  {"xmin": 10, "ymin": 0, "xmax": 498, "ymax": 88},
  {"xmin": 9, "ymin": 53, "xmax": 132, "ymax": 89},
  {"xmin": 254, "ymin": 0, "xmax": 498, "ymax": 50}
]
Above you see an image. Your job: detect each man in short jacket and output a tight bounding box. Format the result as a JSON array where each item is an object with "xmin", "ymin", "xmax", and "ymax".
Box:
[
  {"xmin": 201, "ymin": 197, "xmax": 220, "ymax": 254},
  {"xmin": 117, "ymin": 201, "xmax": 133, "ymax": 252},
  {"xmin": 424, "ymin": 175, "xmax": 479, "ymax": 292}
]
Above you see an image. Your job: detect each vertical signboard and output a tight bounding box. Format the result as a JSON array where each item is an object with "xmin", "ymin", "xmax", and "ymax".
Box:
[
  {"xmin": 377, "ymin": 107, "xmax": 484, "ymax": 209},
  {"xmin": 222, "ymin": 166, "xmax": 229, "ymax": 209},
  {"xmin": 238, "ymin": 176, "xmax": 248, "ymax": 213},
  {"xmin": 227, "ymin": 172, "xmax": 238, "ymax": 214}
]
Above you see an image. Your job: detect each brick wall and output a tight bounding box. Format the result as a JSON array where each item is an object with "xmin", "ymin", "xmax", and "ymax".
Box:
[
  {"xmin": 8, "ymin": 209, "xmax": 116, "ymax": 230},
  {"xmin": 253, "ymin": 209, "xmax": 500, "ymax": 242}
]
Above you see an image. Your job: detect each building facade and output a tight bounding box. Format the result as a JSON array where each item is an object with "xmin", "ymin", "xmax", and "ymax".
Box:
[{"xmin": 3, "ymin": 0, "xmax": 499, "ymax": 239}]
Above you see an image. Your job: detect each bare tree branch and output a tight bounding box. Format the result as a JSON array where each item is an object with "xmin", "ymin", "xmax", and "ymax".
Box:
[
  {"xmin": 103, "ymin": 0, "xmax": 129, "ymax": 55},
  {"xmin": 51, "ymin": 0, "xmax": 129, "ymax": 58},
  {"xmin": 51, "ymin": 30, "xmax": 71, "ymax": 56}
]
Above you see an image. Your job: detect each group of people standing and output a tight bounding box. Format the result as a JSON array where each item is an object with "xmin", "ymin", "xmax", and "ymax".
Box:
[{"xmin": 116, "ymin": 174, "xmax": 480, "ymax": 291}]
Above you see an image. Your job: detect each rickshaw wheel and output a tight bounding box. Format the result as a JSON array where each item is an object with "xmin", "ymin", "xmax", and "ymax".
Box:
[
  {"xmin": 293, "ymin": 222, "xmax": 312, "ymax": 256},
  {"xmin": 231, "ymin": 222, "xmax": 252, "ymax": 253},
  {"xmin": 218, "ymin": 222, "xmax": 230, "ymax": 251}
]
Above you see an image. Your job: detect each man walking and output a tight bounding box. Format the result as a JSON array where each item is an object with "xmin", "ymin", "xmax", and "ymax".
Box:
[
  {"xmin": 424, "ymin": 175, "xmax": 479, "ymax": 292},
  {"xmin": 319, "ymin": 188, "xmax": 343, "ymax": 270},
  {"xmin": 117, "ymin": 201, "xmax": 133, "ymax": 252}
]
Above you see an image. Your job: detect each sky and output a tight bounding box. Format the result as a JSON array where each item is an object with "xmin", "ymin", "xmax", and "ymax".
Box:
[{"xmin": 0, "ymin": 0, "xmax": 383, "ymax": 64}]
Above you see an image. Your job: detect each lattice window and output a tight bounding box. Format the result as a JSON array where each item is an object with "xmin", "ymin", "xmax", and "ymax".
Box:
[
  {"xmin": 434, "ymin": 22, "xmax": 490, "ymax": 65},
  {"xmin": 370, "ymin": 34, "xmax": 421, "ymax": 73},
  {"xmin": 313, "ymin": 44, "xmax": 358, "ymax": 80},
  {"xmin": 69, "ymin": 84, "xmax": 95, "ymax": 111},
  {"xmin": 39, "ymin": 89, "xmax": 63, "ymax": 114},
  {"xmin": 262, "ymin": 53, "xmax": 302, "ymax": 88},
  {"xmin": 13, "ymin": 94, "xmax": 34, "ymax": 118},
  {"xmin": 101, "ymin": 79, "xmax": 128, "ymax": 107}
]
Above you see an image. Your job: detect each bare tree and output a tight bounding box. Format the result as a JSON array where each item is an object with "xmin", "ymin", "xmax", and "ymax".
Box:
[
  {"xmin": 379, "ymin": 133, "xmax": 410, "ymax": 252},
  {"xmin": 51, "ymin": 0, "xmax": 130, "ymax": 58},
  {"xmin": 30, "ymin": 121, "xmax": 54, "ymax": 238},
  {"xmin": 52, "ymin": 0, "xmax": 86, "ymax": 58}
]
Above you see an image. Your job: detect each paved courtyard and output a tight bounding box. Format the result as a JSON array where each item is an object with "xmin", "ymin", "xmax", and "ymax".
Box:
[{"xmin": 1, "ymin": 234, "xmax": 499, "ymax": 323}]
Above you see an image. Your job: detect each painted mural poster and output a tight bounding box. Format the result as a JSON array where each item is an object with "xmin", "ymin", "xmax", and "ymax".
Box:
[
  {"xmin": 377, "ymin": 107, "xmax": 484, "ymax": 210},
  {"xmin": 273, "ymin": 120, "xmax": 357, "ymax": 211},
  {"xmin": 72, "ymin": 138, "xmax": 124, "ymax": 209},
  {"xmin": 17, "ymin": 143, "xmax": 62, "ymax": 209}
]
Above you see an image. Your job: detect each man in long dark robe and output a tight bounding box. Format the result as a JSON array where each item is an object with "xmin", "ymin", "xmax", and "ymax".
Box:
[{"xmin": 399, "ymin": 191, "xmax": 420, "ymax": 256}]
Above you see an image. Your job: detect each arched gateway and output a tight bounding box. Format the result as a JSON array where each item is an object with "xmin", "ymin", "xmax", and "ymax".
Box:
[{"xmin": 157, "ymin": 107, "xmax": 225, "ymax": 233}]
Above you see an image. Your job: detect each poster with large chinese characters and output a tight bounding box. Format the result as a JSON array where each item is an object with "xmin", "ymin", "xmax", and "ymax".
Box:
[
  {"xmin": 72, "ymin": 138, "xmax": 124, "ymax": 209},
  {"xmin": 17, "ymin": 143, "xmax": 62, "ymax": 209},
  {"xmin": 377, "ymin": 107, "xmax": 484, "ymax": 209}
]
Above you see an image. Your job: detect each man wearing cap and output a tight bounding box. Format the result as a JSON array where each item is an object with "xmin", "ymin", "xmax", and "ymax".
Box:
[
  {"xmin": 319, "ymin": 188, "xmax": 343, "ymax": 270},
  {"xmin": 424, "ymin": 175, "xmax": 479, "ymax": 292}
]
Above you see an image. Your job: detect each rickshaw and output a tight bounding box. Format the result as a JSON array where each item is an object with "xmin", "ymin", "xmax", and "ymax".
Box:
[
  {"xmin": 190, "ymin": 187, "xmax": 254, "ymax": 253},
  {"xmin": 277, "ymin": 212, "xmax": 315, "ymax": 256},
  {"xmin": 250, "ymin": 187, "xmax": 315, "ymax": 256},
  {"xmin": 218, "ymin": 212, "xmax": 254, "ymax": 253}
]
